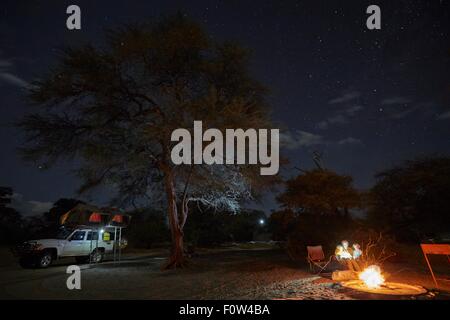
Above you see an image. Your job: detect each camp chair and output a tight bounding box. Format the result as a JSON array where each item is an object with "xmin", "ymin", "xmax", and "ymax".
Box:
[{"xmin": 306, "ymin": 245, "xmax": 334, "ymax": 274}]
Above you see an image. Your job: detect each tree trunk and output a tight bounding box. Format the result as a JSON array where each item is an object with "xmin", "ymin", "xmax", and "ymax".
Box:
[
  {"xmin": 162, "ymin": 168, "xmax": 187, "ymax": 269},
  {"xmin": 169, "ymin": 226, "xmax": 185, "ymax": 265}
]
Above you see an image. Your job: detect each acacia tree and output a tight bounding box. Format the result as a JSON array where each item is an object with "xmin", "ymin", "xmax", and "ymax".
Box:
[
  {"xmin": 18, "ymin": 15, "xmax": 275, "ymax": 268},
  {"xmin": 270, "ymin": 170, "xmax": 361, "ymax": 261},
  {"xmin": 277, "ymin": 169, "xmax": 361, "ymax": 216}
]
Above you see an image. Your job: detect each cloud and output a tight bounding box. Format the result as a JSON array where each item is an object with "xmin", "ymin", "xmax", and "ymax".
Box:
[
  {"xmin": 384, "ymin": 101, "xmax": 433, "ymax": 120},
  {"xmin": 380, "ymin": 96, "xmax": 415, "ymax": 119},
  {"xmin": 317, "ymin": 114, "xmax": 348, "ymax": 129},
  {"xmin": 0, "ymin": 56, "xmax": 31, "ymax": 89},
  {"xmin": 317, "ymin": 105, "xmax": 363, "ymax": 130},
  {"xmin": 0, "ymin": 72, "xmax": 30, "ymax": 88},
  {"xmin": 337, "ymin": 137, "xmax": 362, "ymax": 146},
  {"xmin": 281, "ymin": 130, "xmax": 362, "ymax": 149},
  {"xmin": 381, "ymin": 97, "xmax": 411, "ymax": 105},
  {"xmin": 328, "ymin": 91, "xmax": 360, "ymax": 104},
  {"xmin": 437, "ymin": 110, "xmax": 450, "ymax": 120},
  {"xmin": 280, "ymin": 130, "xmax": 325, "ymax": 149},
  {"xmin": 8, "ymin": 193, "xmax": 53, "ymax": 216},
  {"xmin": 344, "ymin": 105, "xmax": 363, "ymax": 116},
  {"xmin": 389, "ymin": 106, "xmax": 419, "ymax": 119}
]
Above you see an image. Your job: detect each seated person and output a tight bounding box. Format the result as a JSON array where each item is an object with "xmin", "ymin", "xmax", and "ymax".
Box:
[
  {"xmin": 335, "ymin": 240, "xmax": 362, "ymax": 272},
  {"xmin": 336, "ymin": 240, "xmax": 353, "ymax": 260},
  {"xmin": 352, "ymin": 243, "xmax": 362, "ymax": 260},
  {"xmin": 335, "ymin": 244, "xmax": 344, "ymax": 258}
]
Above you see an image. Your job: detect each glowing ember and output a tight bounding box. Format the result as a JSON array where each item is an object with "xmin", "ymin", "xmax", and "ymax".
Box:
[{"xmin": 359, "ymin": 265, "xmax": 385, "ymax": 288}]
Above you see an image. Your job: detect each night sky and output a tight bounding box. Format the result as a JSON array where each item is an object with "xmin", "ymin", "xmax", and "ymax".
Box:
[{"xmin": 1, "ymin": 0, "xmax": 449, "ymax": 215}]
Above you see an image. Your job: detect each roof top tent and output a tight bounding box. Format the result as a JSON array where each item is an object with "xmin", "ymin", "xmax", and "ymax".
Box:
[{"xmin": 60, "ymin": 203, "xmax": 131, "ymax": 264}]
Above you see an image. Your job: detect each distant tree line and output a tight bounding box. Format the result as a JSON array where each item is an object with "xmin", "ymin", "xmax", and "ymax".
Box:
[
  {"xmin": 0, "ymin": 195, "xmax": 84, "ymax": 244},
  {"xmin": 269, "ymin": 155, "xmax": 450, "ymax": 256},
  {"xmin": 0, "ymin": 190, "xmax": 266, "ymax": 248},
  {"xmin": 0, "ymin": 187, "xmax": 24, "ymax": 244},
  {"xmin": 2, "ymin": 155, "xmax": 450, "ymax": 250},
  {"xmin": 124, "ymin": 205, "xmax": 266, "ymax": 249}
]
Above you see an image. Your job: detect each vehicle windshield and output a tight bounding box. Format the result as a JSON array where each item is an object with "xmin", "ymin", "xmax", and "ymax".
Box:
[{"xmin": 56, "ymin": 227, "xmax": 74, "ymax": 240}]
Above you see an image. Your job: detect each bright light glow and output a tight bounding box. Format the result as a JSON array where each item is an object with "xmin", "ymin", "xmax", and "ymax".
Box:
[
  {"xmin": 359, "ymin": 265, "xmax": 385, "ymax": 288},
  {"xmin": 335, "ymin": 245, "xmax": 353, "ymax": 259},
  {"xmin": 338, "ymin": 251, "xmax": 352, "ymax": 259},
  {"xmin": 100, "ymin": 229, "xmax": 104, "ymax": 233},
  {"xmin": 259, "ymin": 219, "xmax": 265, "ymax": 225}
]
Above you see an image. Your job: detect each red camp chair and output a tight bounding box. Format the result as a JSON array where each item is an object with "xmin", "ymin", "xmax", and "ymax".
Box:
[{"xmin": 306, "ymin": 245, "xmax": 334, "ymax": 274}]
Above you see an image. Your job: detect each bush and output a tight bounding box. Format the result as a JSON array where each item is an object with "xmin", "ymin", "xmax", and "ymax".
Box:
[{"xmin": 125, "ymin": 209, "xmax": 170, "ymax": 248}]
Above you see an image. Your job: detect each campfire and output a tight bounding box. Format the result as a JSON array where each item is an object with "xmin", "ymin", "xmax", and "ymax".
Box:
[
  {"xmin": 342, "ymin": 265, "xmax": 427, "ymax": 296},
  {"xmin": 332, "ymin": 239, "xmax": 427, "ymax": 296},
  {"xmin": 358, "ymin": 265, "xmax": 384, "ymax": 288}
]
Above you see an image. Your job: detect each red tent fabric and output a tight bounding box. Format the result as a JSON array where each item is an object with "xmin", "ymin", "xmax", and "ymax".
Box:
[
  {"xmin": 112, "ymin": 215, "xmax": 123, "ymax": 223},
  {"xmin": 60, "ymin": 203, "xmax": 131, "ymax": 227},
  {"xmin": 89, "ymin": 212, "xmax": 102, "ymax": 223}
]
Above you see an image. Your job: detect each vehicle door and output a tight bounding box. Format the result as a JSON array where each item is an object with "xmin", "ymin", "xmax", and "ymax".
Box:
[
  {"xmin": 61, "ymin": 230, "xmax": 87, "ymax": 256},
  {"xmin": 85, "ymin": 231, "xmax": 100, "ymax": 255}
]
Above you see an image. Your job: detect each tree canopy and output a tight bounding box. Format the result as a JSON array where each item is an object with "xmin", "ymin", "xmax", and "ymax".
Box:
[
  {"xmin": 277, "ymin": 169, "xmax": 361, "ymax": 216},
  {"xmin": 270, "ymin": 169, "xmax": 362, "ymax": 255},
  {"xmin": 18, "ymin": 14, "xmax": 276, "ymax": 268},
  {"xmin": 369, "ymin": 156, "xmax": 450, "ymax": 240}
]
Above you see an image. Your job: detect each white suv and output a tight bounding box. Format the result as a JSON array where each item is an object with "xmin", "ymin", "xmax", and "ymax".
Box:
[{"xmin": 17, "ymin": 227, "xmax": 117, "ymax": 268}]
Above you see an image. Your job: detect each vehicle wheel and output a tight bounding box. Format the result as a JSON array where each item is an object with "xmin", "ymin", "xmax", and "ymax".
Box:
[
  {"xmin": 90, "ymin": 250, "xmax": 104, "ymax": 263},
  {"xmin": 75, "ymin": 256, "xmax": 90, "ymax": 264},
  {"xmin": 37, "ymin": 251, "xmax": 53, "ymax": 268}
]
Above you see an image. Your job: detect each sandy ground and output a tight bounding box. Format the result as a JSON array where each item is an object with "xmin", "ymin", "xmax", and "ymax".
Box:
[{"xmin": 0, "ymin": 246, "xmax": 449, "ymax": 300}]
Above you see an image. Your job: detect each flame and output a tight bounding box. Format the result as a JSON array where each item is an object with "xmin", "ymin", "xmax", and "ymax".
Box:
[{"xmin": 359, "ymin": 265, "xmax": 385, "ymax": 288}]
